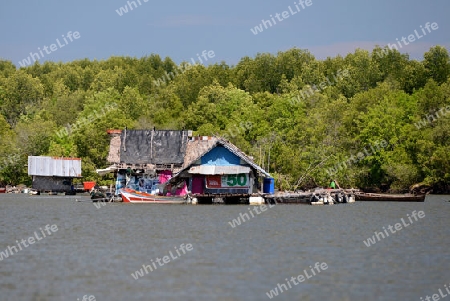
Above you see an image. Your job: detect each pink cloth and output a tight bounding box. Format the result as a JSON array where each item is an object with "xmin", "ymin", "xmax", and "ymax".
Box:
[
  {"xmin": 175, "ymin": 182, "xmax": 188, "ymax": 196},
  {"xmin": 158, "ymin": 170, "xmax": 172, "ymax": 184}
]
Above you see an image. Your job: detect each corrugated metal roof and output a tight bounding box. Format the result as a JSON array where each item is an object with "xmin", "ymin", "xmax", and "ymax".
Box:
[
  {"xmin": 188, "ymin": 165, "xmax": 251, "ymax": 175},
  {"xmin": 28, "ymin": 156, "xmax": 82, "ymax": 177}
]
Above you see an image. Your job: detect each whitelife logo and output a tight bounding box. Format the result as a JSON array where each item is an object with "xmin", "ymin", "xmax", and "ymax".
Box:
[
  {"xmin": 420, "ymin": 283, "xmax": 450, "ymax": 301},
  {"xmin": 0, "ymin": 224, "xmax": 59, "ymax": 261},
  {"xmin": 152, "ymin": 50, "xmax": 215, "ymax": 87},
  {"xmin": 326, "ymin": 139, "xmax": 388, "ymax": 176},
  {"xmin": 265, "ymin": 262, "xmax": 328, "ymax": 299},
  {"xmin": 55, "ymin": 102, "xmax": 117, "ymax": 139},
  {"xmin": 18, "ymin": 31, "xmax": 81, "ymax": 67},
  {"xmin": 228, "ymin": 203, "xmax": 275, "ymax": 228},
  {"xmin": 414, "ymin": 104, "xmax": 450, "ymax": 130},
  {"xmin": 289, "ymin": 69, "xmax": 350, "ymax": 105},
  {"xmin": 250, "ymin": 0, "xmax": 313, "ymax": 35},
  {"xmin": 77, "ymin": 295, "xmax": 96, "ymax": 301},
  {"xmin": 130, "ymin": 243, "xmax": 193, "ymax": 280},
  {"xmin": 0, "ymin": 154, "xmax": 20, "ymax": 173},
  {"xmin": 115, "ymin": 0, "xmax": 148, "ymax": 16},
  {"xmin": 377, "ymin": 22, "xmax": 439, "ymax": 59},
  {"xmin": 363, "ymin": 210, "xmax": 425, "ymax": 247}
]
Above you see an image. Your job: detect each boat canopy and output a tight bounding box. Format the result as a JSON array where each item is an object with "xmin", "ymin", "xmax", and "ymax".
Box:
[{"xmin": 96, "ymin": 165, "xmax": 118, "ymax": 176}]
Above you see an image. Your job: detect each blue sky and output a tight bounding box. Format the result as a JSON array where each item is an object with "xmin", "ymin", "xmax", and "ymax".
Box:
[{"xmin": 1, "ymin": 0, "xmax": 449, "ymax": 67}]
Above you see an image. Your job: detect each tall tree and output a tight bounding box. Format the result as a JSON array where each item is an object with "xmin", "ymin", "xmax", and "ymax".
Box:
[{"xmin": 423, "ymin": 46, "xmax": 450, "ymax": 84}]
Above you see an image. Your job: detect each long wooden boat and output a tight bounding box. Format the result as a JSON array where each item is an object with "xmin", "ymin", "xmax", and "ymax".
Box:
[
  {"xmin": 355, "ymin": 192, "xmax": 426, "ymax": 202},
  {"xmin": 120, "ymin": 188, "xmax": 186, "ymax": 204},
  {"xmin": 0, "ymin": 187, "xmax": 6, "ymax": 193}
]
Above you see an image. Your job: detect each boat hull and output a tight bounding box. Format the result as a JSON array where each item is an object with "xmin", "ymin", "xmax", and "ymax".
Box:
[
  {"xmin": 0, "ymin": 188, "xmax": 6, "ymax": 193},
  {"xmin": 120, "ymin": 188, "xmax": 185, "ymax": 204},
  {"xmin": 355, "ymin": 192, "xmax": 425, "ymax": 202}
]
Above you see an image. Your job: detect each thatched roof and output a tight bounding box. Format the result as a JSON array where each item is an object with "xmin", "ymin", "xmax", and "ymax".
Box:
[
  {"xmin": 107, "ymin": 135, "xmax": 121, "ymax": 163},
  {"xmin": 182, "ymin": 137, "xmax": 218, "ymax": 168}
]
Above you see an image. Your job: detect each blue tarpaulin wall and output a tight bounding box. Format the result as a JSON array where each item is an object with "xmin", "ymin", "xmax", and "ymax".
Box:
[{"xmin": 201, "ymin": 146, "xmax": 240, "ymax": 166}]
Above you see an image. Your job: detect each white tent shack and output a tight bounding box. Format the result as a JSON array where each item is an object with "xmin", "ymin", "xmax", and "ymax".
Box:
[{"xmin": 28, "ymin": 156, "xmax": 82, "ymax": 194}]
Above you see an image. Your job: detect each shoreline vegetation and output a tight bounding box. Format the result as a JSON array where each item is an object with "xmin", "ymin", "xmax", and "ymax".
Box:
[{"xmin": 0, "ymin": 45, "xmax": 449, "ymax": 193}]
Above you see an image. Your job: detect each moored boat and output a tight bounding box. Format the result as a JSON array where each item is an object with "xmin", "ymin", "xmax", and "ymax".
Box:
[
  {"xmin": 0, "ymin": 187, "xmax": 6, "ymax": 193},
  {"xmin": 355, "ymin": 192, "xmax": 426, "ymax": 202},
  {"xmin": 91, "ymin": 191, "xmax": 109, "ymax": 202},
  {"xmin": 120, "ymin": 188, "xmax": 186, "ymax": 204},
  {"xmin": 29, "ymin": 189, "xmax": 40, "ymax": 195}
]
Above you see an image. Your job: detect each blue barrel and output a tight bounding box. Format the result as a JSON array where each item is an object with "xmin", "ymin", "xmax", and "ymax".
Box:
[{"xmin": 263, "ymin": 178, "xmax": 275, "ymax": 194}]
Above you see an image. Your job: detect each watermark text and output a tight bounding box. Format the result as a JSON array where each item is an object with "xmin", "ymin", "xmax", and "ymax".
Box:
[
  {"xmin": 18, "ymin": 31, "xmax": 81, "ymax": 67},
  {"xmin": 0, "ymin": 224, "xmax": 58, "ymax": 261},
  {"xmin": 363, "ymin": 210, "xmax": 425, "ymax": 247},
  {"xmin": 266, "ymin": 262, "xmax": 328, "ymax": 299},
  {"xmin": 130, "ymin": 243, "xmax": 194, "ymax": 279},
  {"xmin": 251, "ymin": 0, "xmax": 313, "ymax": 35}
]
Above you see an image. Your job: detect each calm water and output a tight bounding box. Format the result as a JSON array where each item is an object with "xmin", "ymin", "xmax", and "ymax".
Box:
[{"xmin": 0, "ymin": 194, "xmax": 449, "ymax": 301}]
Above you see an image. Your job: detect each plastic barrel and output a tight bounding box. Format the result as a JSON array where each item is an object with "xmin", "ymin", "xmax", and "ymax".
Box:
[{"xmin": 263, "ymin": 178, "xmax": 275, "ymax": 194}]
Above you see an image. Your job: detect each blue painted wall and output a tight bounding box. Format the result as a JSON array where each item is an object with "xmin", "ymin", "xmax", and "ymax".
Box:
[{"xmin": 201, "ymin": 146, "xmax": 241, "ymax": 166}]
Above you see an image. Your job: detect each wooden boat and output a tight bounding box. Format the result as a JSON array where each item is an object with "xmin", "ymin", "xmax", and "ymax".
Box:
[
  {"xmin": 355, "ymin": 192, "xmax": 426, "ymax": 202},
  {"xmin": 0, "ymin": 187, "xmax": 6, "ymax": 193},
  {"xmin": 120, "ymin": 188, "xmax": 186, "ymax": 204}
]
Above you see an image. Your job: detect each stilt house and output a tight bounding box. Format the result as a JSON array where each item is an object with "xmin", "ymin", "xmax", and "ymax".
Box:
[{"xmin": 103, "ymin": 129, "xmax": 272, "ymax": 203}]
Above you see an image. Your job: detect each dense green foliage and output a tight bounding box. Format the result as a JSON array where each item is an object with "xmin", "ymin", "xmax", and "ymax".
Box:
[{"xmin": 1, "ymin": 46, "xmax": 449, "ymax": 192}]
